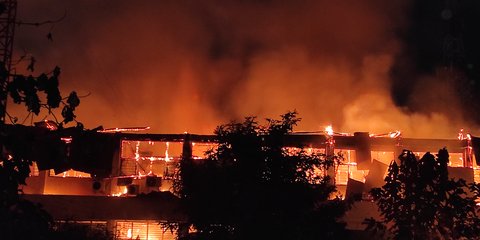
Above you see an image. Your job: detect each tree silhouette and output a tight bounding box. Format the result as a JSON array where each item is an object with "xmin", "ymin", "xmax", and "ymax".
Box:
[
  {"xmin": 176, "ymin": 111, "xmax": 349, "ymax": 240},
  {"xmin": 366, "ymin": 149, "xmax": 480, "ymax": 240},
  {"xmin": 0, "ymin": 60, "xmax": 81, "ymax": 239},
  {"xmin": 2, "ymin": 64, "xmax": 81, "ymax": 125}
]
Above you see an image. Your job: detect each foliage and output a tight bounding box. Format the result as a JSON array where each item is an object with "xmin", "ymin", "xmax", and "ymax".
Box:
[
  {"xmin": 0, "ymin": 198, "xmax": 53, "ymax": 240},
  {"xmin": 0, "ymin": 59, "xmax": 82, "ymax": 239},
  {"xmin": 176, "ymin": 111, "xmax": 349, "ymax": 240},
  {"xmin": 368, "ymin": 149, "xmax": 480, "ymax": 240},
  {"xmin": 2, "ymin": 63, "xmax": 80, "ymax": 125}
]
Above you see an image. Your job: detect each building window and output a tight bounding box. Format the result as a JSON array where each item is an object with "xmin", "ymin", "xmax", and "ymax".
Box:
[
  {"xmin": 119, "ymin": 140, "xmax": 217, "ymax": 177},
  {"xmin": 449, "ymin": 153, "xmax": 464, "ymax": 167},
  {"xmin": 283, "ymin": 146, "xmax": 326, "ymax": 156},
  {"xmin": 413, "ymin": 152, "xmax": 464, "ymax": 167},
  {"xmin": 335, "ymin": 149, "xmax": 369, "ymax": 185},
  {"xmin": 120, "ymin": 141, "xmax": 183, "ymax": 177},
  {"xmin": 473, "ymin": 155, "xmax": 480, "ymax": 183},
  {"xmin": 115, "ymin": 220, "xmax": 176, "ymax": 240},
  {"xmin": 283, "ymin": 148, "xmax": 368, "ymax": 186},
  {"xmin": 371, "ymin": 151, "xmax": 395, "ymax": 165},
  {"xmin": 191, "ymin": 142, "xmax": 217, "ymax": 159},
  {"xmin": 55, "ymin": 220, "xmax": 108, "ymax": 235}
]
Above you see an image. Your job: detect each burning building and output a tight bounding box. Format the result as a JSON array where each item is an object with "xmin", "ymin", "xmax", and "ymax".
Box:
[{"xmin": 18, "ymin": 124, "xmax": 480, "ymax": 239}]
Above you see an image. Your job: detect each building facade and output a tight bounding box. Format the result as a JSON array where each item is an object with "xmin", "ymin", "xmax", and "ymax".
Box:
[{"xmin": 20, "ymin": 127, "xmax": 479, "ymax": 239}]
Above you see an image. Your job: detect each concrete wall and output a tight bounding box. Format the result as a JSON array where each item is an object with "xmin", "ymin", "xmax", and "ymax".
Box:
[
  {"xmin": 43, "ymin": 176, "xmax": 100, "ymax": 195},
  {"xmin": 22, "ymin": 170, "xmax": 104, "ymax": 196}
]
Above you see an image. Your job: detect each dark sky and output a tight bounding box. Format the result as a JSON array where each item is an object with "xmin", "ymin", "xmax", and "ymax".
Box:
[{"xmin": 10, "ymin": 0, "xmax": 480, "ymax": 138}]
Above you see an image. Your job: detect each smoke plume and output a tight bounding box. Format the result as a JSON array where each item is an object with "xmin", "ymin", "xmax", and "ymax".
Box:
[{"xmin": 9, "ymin": 0, "xmax": 476, "ymax": 138}]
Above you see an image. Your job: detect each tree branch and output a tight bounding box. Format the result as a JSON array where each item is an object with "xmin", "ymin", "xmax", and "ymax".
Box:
[{"xmin": 15, "ymin": 11, "xmax": 67, "ymax": 27}]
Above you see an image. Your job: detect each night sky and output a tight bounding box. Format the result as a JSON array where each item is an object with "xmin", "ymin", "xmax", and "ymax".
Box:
[{"xmin": 10, "ymin": 0, "xmax": 480, "ymax": 138}]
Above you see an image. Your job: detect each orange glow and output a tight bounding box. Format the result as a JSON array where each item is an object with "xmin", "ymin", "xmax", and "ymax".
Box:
[
  {"xmin": 127, "ymin": 228, "xmax": 132, "ymax": 238},
  {"xmin": 134, "ymin": 141, "xmax": 140, "ymax": 161},
  {"xmin": 369, "ymin": 130, "xmax": 401, "ymax": 138},
  {"xmin": 13, "ymin": 1, "xmax": 477, "ymax": 140},
  {"xmin": 97, "ymin": 127, "xmax": 150, "ymax": 133},
  {"xmin": 165, "ymin": 142, "xmax": 170, "ymax": 162},
  {"xmin": 389, "ymin": 130, "xmax": 401, "ymax": 138},
  {"xmin": 111, "ymin": 186, "xmax": 128, "ymax": 197},
  {"xmin": 325, "ymin": 125, "xmax": 334, "ymax": 136},
  {"xmin": 50, "ymin": 169, "xmax": 91, "ymax": 178},
  {"xmin": 34, "ymin": 120, "xmax": 59, "ymax": 131}
]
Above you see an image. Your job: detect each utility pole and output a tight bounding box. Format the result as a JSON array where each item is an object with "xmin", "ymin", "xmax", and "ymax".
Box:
[{"xmin": 0, "ymin": 0, "xmax": 17, "ymax": 124}]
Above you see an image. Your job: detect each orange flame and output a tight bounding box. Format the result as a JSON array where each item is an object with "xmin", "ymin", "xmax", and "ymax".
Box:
[{"xmin": 325, "ymin": 125, "xmax": 334, "ymax": 136}]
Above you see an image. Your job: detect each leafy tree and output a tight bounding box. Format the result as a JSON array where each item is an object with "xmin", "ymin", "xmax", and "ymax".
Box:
[
  {"xmin": 2, "ymin": 64, "xmax": 81, "ymax": 126},
  {"xmin": 176, "ymin": 111, "xmax": 349, "ymax": 240},
  {"xmin": 0, "ymin": 59, "xmax": 82, "ymax": 239},
  {"xmin": 366, "ymin": 149, "xmax": 480, "ymax": 240},
  {"xmin": 0, "ymin": 4, "xmax": 82, "ymax": 239}
]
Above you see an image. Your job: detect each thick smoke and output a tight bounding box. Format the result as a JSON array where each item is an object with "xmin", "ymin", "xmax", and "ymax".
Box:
[{"xmin": 9, "ymin": 0, "xmax": 475, "ymax": 138}]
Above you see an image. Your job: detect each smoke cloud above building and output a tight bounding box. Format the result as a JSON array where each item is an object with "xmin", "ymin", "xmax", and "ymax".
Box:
[{"xmin": 10, "ymin": 0, "xmax": 479, "ymax": 138}]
